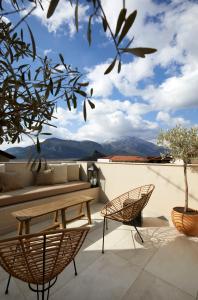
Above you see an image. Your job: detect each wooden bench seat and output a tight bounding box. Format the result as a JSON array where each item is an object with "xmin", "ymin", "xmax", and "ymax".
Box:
[{"xmin": 12, "ymin": 195, "xmax": 94, "ymax": 234}]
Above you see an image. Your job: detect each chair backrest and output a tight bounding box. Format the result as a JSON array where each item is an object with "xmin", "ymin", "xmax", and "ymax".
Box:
[
  {"xmin": 0, "ymin": 228, "xmax": 89, "ymax": 285},
  {"xmin": 121, "ymin": 184, "xmax": 155, "ymax": 222}
]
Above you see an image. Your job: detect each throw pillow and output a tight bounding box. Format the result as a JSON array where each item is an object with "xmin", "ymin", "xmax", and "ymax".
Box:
[
  {"xmin": 67, "ymin": 164, "xmax": 79, "ymax": 181},
  {"xmin": 35, "ymin": 169, "xmax": 54, "ymax": 185},
  {"xmin": 0, "ymin": 164, "xmax": 5, "ymax": 173},
  {"xmin": 123, "ymin": 198, "xmax": 136, "ymax": 207},
  {"xmin": 48, "ymin": 163, "xmax": 68, "ymax": 184},
  {"xmin": 0, "ymin": 172, "xmax": 24, "ymax": 192}
]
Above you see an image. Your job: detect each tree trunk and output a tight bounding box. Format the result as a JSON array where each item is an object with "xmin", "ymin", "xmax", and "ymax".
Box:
[{"xmin": 184, "ymin": 163, "xmax": 189, "ymax": 212}]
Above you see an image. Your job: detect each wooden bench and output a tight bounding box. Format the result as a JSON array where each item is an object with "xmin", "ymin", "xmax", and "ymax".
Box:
[{"xmin": 12, "ymin": 195, "xmax": 94, "ymax": 235}]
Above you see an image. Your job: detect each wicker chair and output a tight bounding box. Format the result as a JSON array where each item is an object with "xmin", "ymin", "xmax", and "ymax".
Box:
[
  {"xmin": 101, "ymin": 184, "xmax": 155, "ymax": 253},
  {"xmin": 0, "ymin": 228, "xmax": 89, "ymax": 300}
]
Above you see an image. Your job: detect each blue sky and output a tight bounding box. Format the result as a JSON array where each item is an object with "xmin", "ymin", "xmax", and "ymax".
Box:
[{"xmin": 2, "ymin": 0, "xmax": 198, "ymax": 148}]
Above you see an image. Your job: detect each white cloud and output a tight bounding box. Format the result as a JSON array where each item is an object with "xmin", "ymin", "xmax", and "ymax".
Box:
[
  {"xmin": 156, "ymin": 111, "xmax": 190, "ymax": 127},
  {"xmin": 86, "ymin": 56, "xmax": 155, "ymax": 97},
  {"xmin": 43, "ymin": 49, "xmax": 52, "ymax": 56},
  {"xmin": 26, "ymin": 0, "xmax": 88, "ymax": 36},
  {"xmin": 46, "ymin": 99, "xmax": 158, "ymax": 143},
  {"xmin": 144, "ymin": 69, "xmax": 198, "ymax": 110},
  {"xmin": 3, "ymin": 0, "xmax": 197, "ymax": 148},
  {"xmin": 1, "ymin": 16, "xmax": 10, "ymax": 24},
  {"xmin": 86, "ymin": 0, "xmax": 198, "ymax": 112}
]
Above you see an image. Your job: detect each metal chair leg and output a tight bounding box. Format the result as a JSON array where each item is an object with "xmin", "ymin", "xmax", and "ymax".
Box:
[
  {"xmin": 102, "ymin": 217, "xmax": 106, "ymax": 254},
  {"xmin": 36, "ymin": 284, "xmax": 39, "ymax": 300},
  {"xmin": 5, "ymin": 274, "xmax": 11, "ymax": 294},
  {"xmin": 41, "ymin": 283, "xmax": 45, "ymax": 300},
  {"xmin": 46, "ymin": 281, "xmax": 51, "ymax": 300},
  {"xmin": 134, "ymin": 225, "xmax": 144, "ymax": 243},
  {"xmin": 106, "ymin": 218, "xmax": 108, "ymax": 230},
  {"xmin": 73, "ymin": 258, "xmax": 78, "ymax": 276}
]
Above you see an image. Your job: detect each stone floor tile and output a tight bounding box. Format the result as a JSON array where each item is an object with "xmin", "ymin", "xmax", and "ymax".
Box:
[
  {"xmin": 122, "ymin": 270, "xmax": 195, "ymax": 300},
  {"xmin": 145, "ymin": 235, "xmax": 198, "ymax": 298},
  {"xmin": 110, "ymin": 231, "xmax": 157, "ymax": 268},
  {"xmin": 0, "ymin": 278, "xmax": 26, "ymax": 300},
  {"xmin": 51, "ymin": 252, "xmax": 142, "ymax": 300}
]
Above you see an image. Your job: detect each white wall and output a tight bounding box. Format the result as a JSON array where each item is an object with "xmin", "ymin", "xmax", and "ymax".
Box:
[{"xmin": 90, "ymin": 162, "xmax": 198, "ymax": 221}]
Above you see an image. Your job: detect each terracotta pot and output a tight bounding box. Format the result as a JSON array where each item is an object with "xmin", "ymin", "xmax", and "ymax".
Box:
[{"xmin": 172, "ymin": 207, "xmax": 198, "ymax": 236}]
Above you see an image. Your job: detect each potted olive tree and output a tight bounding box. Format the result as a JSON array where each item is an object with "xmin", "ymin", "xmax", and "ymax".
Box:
[{"xmin": 157, "ymin": 125, "xmax": 198, "ymax": 236}]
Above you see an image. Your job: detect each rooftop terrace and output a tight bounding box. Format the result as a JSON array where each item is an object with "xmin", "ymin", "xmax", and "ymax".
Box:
[
  {"xmin": 0, "ymin": 202, "xmax": 198, "ymax": 300},
  {"xmin": 0, "ymin": 161, "xmax": 198, "ymax": 299}
]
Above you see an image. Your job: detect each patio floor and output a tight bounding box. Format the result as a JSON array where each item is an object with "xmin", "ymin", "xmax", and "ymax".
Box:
[{"xmin": 0, "ymin": 202, "xmax": 198, "ymax": 300}]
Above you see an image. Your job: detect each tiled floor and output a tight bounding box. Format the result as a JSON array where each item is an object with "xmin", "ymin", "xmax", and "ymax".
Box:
[{"xmin": 0, "ymin": 202, "xmax": 198, "ymax": 300}]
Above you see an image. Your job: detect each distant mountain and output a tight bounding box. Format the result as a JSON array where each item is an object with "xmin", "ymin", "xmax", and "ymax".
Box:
[
  {"xmin": 102, "ymin": 136, "xmax": 163, "ymax": 157},
  {"xmin": 6, "ymin": 136, "xmax": 163, "ymax": 159}
]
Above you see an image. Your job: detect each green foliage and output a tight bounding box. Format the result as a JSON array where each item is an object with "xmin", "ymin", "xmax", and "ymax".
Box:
[
  {"xmin": 0, "ymin": 0, "xmax": 157, "ymax": 150},
  {"xmin": 0, "ymin": 19, "xmax": 92, "ymax": 145},
  {"xmin": 47, "ymin": 0, "xmax": 157, "ymax": 75},
  {"xmin": 157, "ymin": 126, "xmax": 198, "ymax": 164},
  {"xmin": 158, "ymin": 125, "xmax": 198, "ymax": 211}
]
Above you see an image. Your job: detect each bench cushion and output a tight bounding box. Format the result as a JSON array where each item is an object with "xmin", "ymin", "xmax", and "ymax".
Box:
[
  {"xmin": 67, "ymin": 164, "xmax": 79, "ymax": 181},
  {"xmin": 0, "ymin": 172, "xmax": 24, "ymax": 192},
  {"xmin": 0, "ymin": 181, "xmax": 91, "ymax": 207}
]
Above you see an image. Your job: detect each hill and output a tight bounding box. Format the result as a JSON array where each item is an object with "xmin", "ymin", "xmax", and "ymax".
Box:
[{"xmin": 6, "ymin": 136, "xmax": 163, "ymax": 159}]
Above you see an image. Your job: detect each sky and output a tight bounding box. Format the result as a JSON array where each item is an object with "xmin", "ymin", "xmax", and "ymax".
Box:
[{"xmin": 2, "ymin": 0, "xmax": 198, "ymax": 149}]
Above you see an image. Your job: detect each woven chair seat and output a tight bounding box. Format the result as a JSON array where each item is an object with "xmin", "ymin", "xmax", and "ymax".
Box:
[
  {"xmin": 101, "ymin": 184, "xmax": 155, "ymax": 253},
  {"xmin": 0, "ymin": 228, "xmax": 89, "ymax": 286},
  {"xmin": 101, "ymin": 184, "xmax": 155, "ymax": 223}
]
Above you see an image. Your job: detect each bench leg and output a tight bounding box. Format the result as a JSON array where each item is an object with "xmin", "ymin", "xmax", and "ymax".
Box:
[
  {"xmin": 24, "ymin": 220, "xmax": 30, "ymax": 234},
  {"xmin": 18, "ymin": 221, "xmax": 23, "ymax": 235},
  {"xmin": 61, "ymin": 209, "xmax": 66, "ymax": 229},
  {"xmin": 86, "ymin": 201, "xmax": 92, "ymax": 225},
  {"xmin": 78, "ymin": 203, "xmax": 83, "ymax": 215},
  {"xmin": 53, "ymin": 211, "xmax": 59, "ymax": 224}
]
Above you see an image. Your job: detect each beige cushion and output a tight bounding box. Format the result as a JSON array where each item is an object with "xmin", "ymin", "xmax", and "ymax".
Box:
[
  {"xmin": 48, "ymin": 163, "xmax": 68, "ymax": 184},
  {"xmin": 0, "ymin": 172, "xmax": 24, "ymax": 192},
  {"xmin": 0, "ymin": 164, "xmax": 5, "ymax": 173},
  {"xmin": 67, "ymin": 164, "xmax": 79, "ymax": 181},
  {"xmin": 36, "ymin": 169, "xmax": 54, "ymax": 185},
  {"xmin": 6, "ymin": 163, "xmax": 35, "ymax": 187}
]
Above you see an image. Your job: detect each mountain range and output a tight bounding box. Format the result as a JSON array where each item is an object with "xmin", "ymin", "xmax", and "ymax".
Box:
[{"xmin": 6, "ymin": 136, "xmax": 164, "ymax": 160}]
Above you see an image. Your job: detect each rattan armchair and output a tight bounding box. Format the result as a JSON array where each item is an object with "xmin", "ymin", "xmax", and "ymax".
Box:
[
  {"xmin": 101, "ymin": 184, "xmax": 155, "ymax": 253},
  {"xmin": 0, "ymin": 228, "xmax": 89, "ymax": 300}
]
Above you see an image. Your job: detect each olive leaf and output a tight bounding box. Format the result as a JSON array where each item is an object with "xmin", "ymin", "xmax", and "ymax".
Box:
[
  {"xmin": 36, "ymin": 136, "xmax": 41, "ymax": 153},
  {"xmin": 75, "ymin": 89, "xmax": 87, "ymax": 97},
  {"xmin": 78, "ymin": 82, "xmax": 89, "ymax": 87},
  {"xmin": 118, "ymin": 60, "xmax": 122, "ymax": 73},
  {"xmin": 102, "ymin": 17, "xmax": 108, "ymax": 32},
  {"xmin": 87, "ymin": 15, "xmax": 92, "ymax": 46},
  {"xmin": 115, "ymin": 8, "xmax": 127, "ymax": 38},
  {"xmin": 27, "ymin": 24, "xmax": 36, "ymax": 60},
  {"xmin": 118, "ymin": 10, "xmax": 137, "ymax": 45},
  {"xmin": 88, "ymin": 99, "xmax": 95, "ymax": 109},
  {"xmin": 83, "ymin": 100, "xmax": 87, "ymax": 121},
  {"xmin": 72, "ymin": 93, "xmax": 77, "ymax": 108},
  {"xmin": 104, "ymin": 57, "xmax": 117, "ymax": 75},
  {"xmin": 75, "ymin": 0, "xmax": 79, "ymax": 32},
  {"xmin": 120, "ymin": 47, "xmax": 157, "ymax": 58},
  {"xmin": 47, "ymin": 0, "xmax": 60, "ymax": 19},
  {"xmin": 59, "ymin": 53, "xmax": 64, "ymax": 64}
]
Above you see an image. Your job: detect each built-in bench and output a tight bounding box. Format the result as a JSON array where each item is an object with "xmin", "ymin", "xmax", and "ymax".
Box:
[
  {"xmin": 0, "ymin": 181, "xmax": 91, "ymax": 207},
  {"xmin": 0, "ymin": 162, "xmax": 100, "ymax": 235}
]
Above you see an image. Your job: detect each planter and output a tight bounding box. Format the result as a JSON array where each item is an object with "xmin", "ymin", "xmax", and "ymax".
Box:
[{"xmin": 172, "ymin": 207, "xmax": 198, "ymax": 236}]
